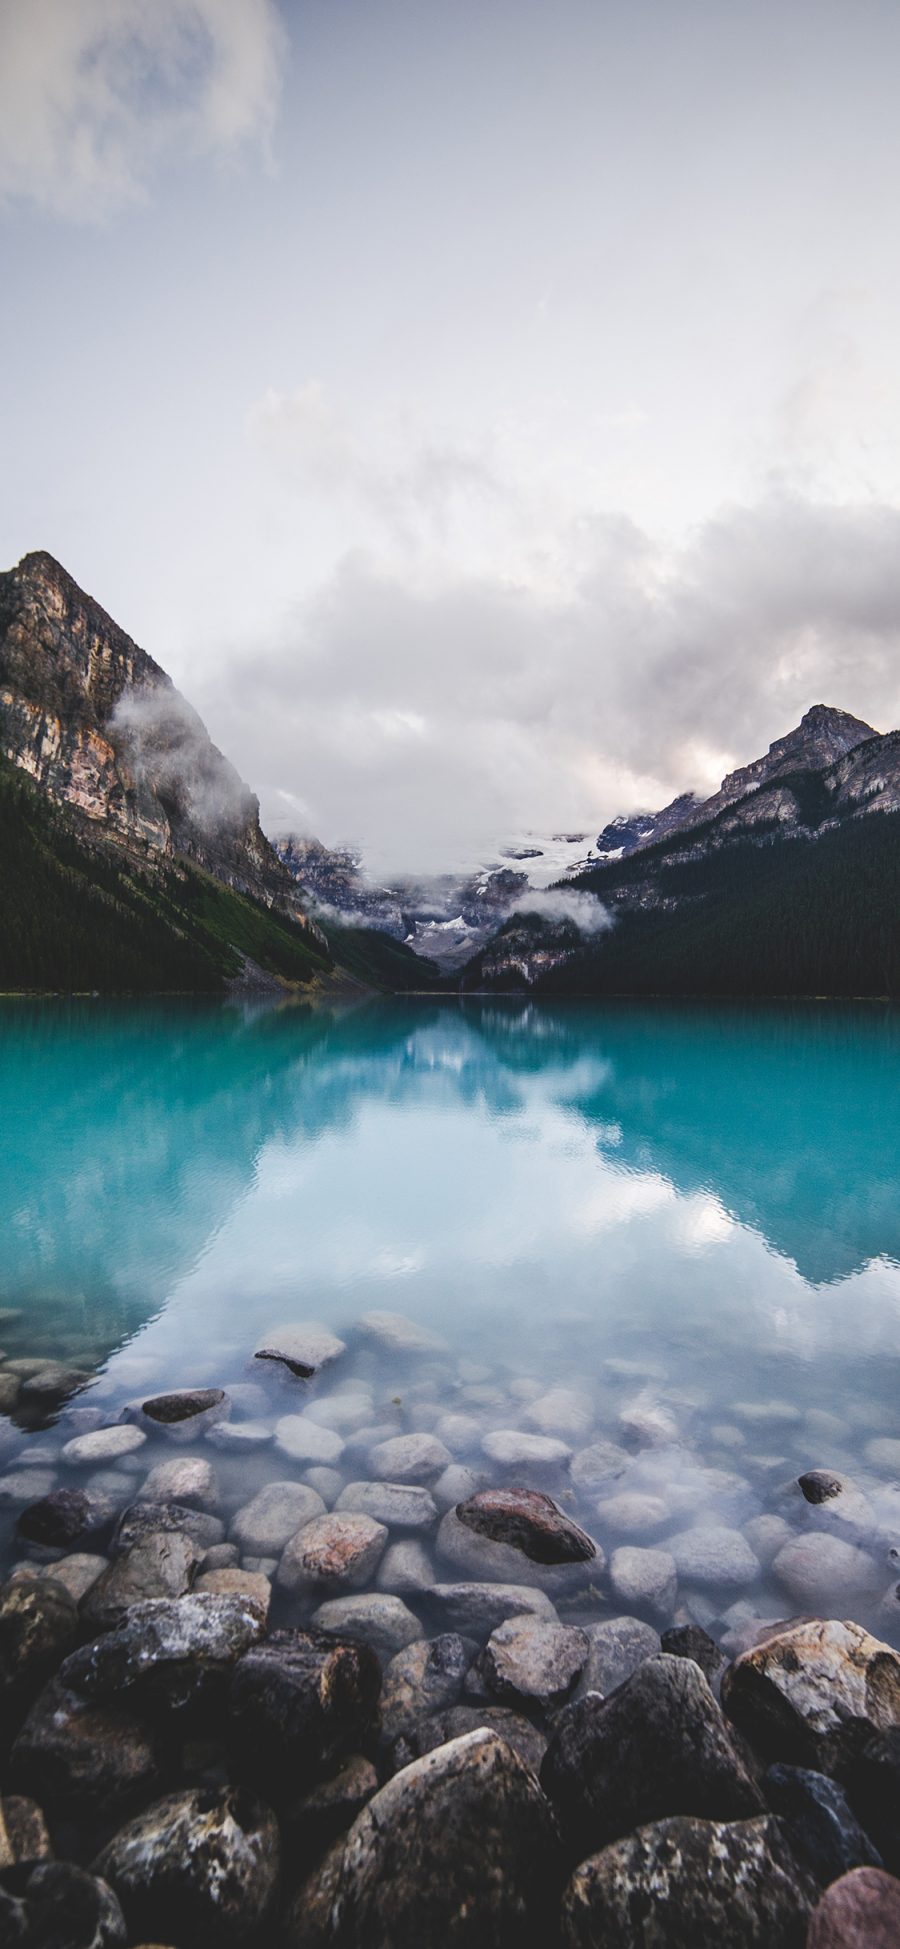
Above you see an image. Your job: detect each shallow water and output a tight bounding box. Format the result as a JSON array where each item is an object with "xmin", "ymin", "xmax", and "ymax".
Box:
[{"xmin": 2, "ymin": 994, "xmax": 900, "ymax": 1645}]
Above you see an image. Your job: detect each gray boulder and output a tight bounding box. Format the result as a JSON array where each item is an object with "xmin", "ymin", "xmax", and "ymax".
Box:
[
  {"xmin": 81, "ymin": 1530, "xmax": 201, "ymax": 1631},
  {"xmin": 478, "ymin": 1615, "xmax": 589, "ymax": 1711},
  {"xmin": 379, "ymin": 1633, "xmax": 472, "ymax": 1742},
  {"xmin": 61, "ymin": 1592, "xmax": 266, "ymax": 1708}
]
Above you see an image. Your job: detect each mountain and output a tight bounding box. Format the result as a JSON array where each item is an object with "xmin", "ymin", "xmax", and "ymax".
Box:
[
  {"xmin": 0, "ymin": 552, "xmax": 350, "ymax": 993},
  {"xmin": 463, "ymin": 704, "xmax": 900, "ymax": 996},
  {"xmin": 0, "ymin": 551, "xmax": 299, "ymax": 910}
]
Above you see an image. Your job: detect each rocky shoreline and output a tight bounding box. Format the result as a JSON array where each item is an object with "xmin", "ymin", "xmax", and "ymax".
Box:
[{"xmin": 1, "ymin": 1316, "xmax": 900, "ymax": 1943}]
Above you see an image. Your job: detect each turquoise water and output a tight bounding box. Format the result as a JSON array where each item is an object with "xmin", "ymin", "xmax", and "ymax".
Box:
[{"xmin": 2, "ymin": 995, "xmax": 900, "ymax": 1637}]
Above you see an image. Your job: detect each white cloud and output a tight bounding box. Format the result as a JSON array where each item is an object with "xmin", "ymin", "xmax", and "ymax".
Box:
[{"xmin": 0, "ymin": 0, "xmax": 285, "ymax": 219}]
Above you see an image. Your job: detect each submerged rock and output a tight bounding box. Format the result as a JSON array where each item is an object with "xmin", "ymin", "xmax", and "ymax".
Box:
[
  {"xmin": 255, "ymin": 1321, "xmax": 346, "ymax": 1375},
  {"xmin": 276, "ymin": 1514, "xmax": 387, "ymax": 1594},
  {"xmin": 541, "ymin": 1653, "xmax": 764, "ymax": 1863},
  {"xmin": 772, "ymin": 1534, "xmax": 881, "ymax": 1611},
  {"xmin": 721, "ymin": 1617, "xmax": 900, "ymax": 1772},
  {"xmin": 369, "ymin": 1434, "xmax": 453, "ymax": 1482},
  {"xmin": 481, "ymin": 1429, "xmax": 572, "ymax": 1468},
  {"xmin": 358, "ymin": 1310, "xmax": 445, "ymax": 1352},
  {"xmin": 669, "ymin": 1526, "xmax": 760, "ymax": 1591},
  {"xmin": 376, "ymin": 1540, "xmax": 436, "ymax": 1593},
  {"xmin": 17, "ymin": 1488, "xmax": 115, "ymax": 1549},
  {"xmin": 569, "ymin": 1440, "xmax": 630, "ymax": 1489},
  {"xmin": 424, "ymin": 1581, "xmax": 558, "ymax": 1635},
  {"xmin": 609, "ymin": 1544, "xmax": 677, "ymax": 1621},
  {"xmin": 328, "ymin": 1729, "xmax": 562, "ymax": 1947},
  {"xmin": 111, "ymin": 1500, "xmax": 224, "ymax": 1557},
  {"xmin": 62, "ymin": 1427, "xmax": 146, "ymax": 1467},
  {"xmin": 310, "ymin": 1593, "xmax": 423, "ymax": 1656},
  {"xmin": 561, "ymin": 1814, "xmax": 815, "ymax": 1948},
  {"xmin": 435, "ymin": 1508, "xmax": 571, "ymax": 1589},
  {"xmin": 335, "ymin": 1481, "xmax": 438, "ymax": 1531},
  {"xmin": 138, "ymin": 1457, "xmax": 219, "ymax": 1510},
  {"xmin": 138, "ymin": 1389, "xmax": 229, "ymax": 1442},
  {"xmin": 275, "ymin": 1416, "xmax": 346, "ymax": 1466},
  {"xmin": 94, "ymin": 1787, "xmax": 280, "ymax": 1947},
  {"xmin": 456, "ymin": 1487, "xmax": 597, "ymax": 1565},
  {"xmin": 230, "ymin": 1481, "xmax": 325, "ymax": 1556}
]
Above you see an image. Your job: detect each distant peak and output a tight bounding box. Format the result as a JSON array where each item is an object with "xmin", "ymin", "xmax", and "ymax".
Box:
[{"xmin": 799, "ymin": 702, "xmax": 876, "ymax": 733}]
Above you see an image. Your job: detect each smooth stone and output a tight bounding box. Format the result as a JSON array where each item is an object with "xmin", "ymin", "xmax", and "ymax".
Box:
[
  {"xmin": 62, "ymin": 1593, "xmax": 266, "ymax": 1706},
  {"xmin": 578, "ymin": 1615, "xmax": 662, "ymax": 1696},
  {"xmin": 138, "ymin": 1458, "xmax": 219, "ymax": 1512},
  {"xmin": 93, "ymin": 1788, "xmax": 280, "ymax": 1946},
  {"xmin": 481, "ymin": 1429, "xmax": 572, "ymax": 1467},
  {"xmin": 618, "ymin": 1395, "xmax": 680, "ymax": 1447},
  {"xmin": 275, "ymin": 1415, "xmax": 345, "ymax": 1465},
  {"xmin": 304, "ymin": 1395, "xmax": 374, "ymax": 1433},
  {"xmin": 111, "ymin": 1501, "xmax": 223, "ymax": 1557},
  {"xmin": 806, "ymin": 1867, "xmax": 900, "ymax": 1949},
  {"xmin": 369, "ymin": 1433, "xmax": 453, "ymax": 1482},
  {"xmin": 561, "ymin": 1814, "xmax": 815, "ymax": 1948},
  {"xmin": 62, "ymin": 1428, "xmax": 146, "ymax": 1468},
  {"xmin": 230, "ymin": 1482, "xmax": 326, "ymax": 1556},
  {"xmin": 745, "ymin": 1514, "xmax": 794, "ymax": 1565},
  {"xmin": 542, "ymin": 1654, "xmax": 764, "ymax": 1863},
  {"xmin": 772, "ymin": 1533, "xmax": 882, "ymax": 1610},
  {"xmin": 254, "ymin": 1321, "xmax": 346, "ymax": 1374},
  {"xmin": 425, "ymin": 1582, "xmax": 557, "ymax": 1635},
  {"xmin": 0, "ymin": 1373, "xmax": 21, "ymax": 1413},
  {"xmin": 206, "ymin": 1421, "xmax": 273, "ymax": 1452},
  {"xmin": 668, "ymin": 1526, "xmax": 760, "ymax": 1590},
  {"xmin": 358, "ymin": 1311, "xmax": 444, "ymax": 1352},
  {"xmin": 436, "ymin": 1507, "xmax": 572, "ymax": 1590},
  {"xmin": 277, "ymin": 1514, "xmax": 387, "ymax": 1594},
  {"xmin": 18, "ymin": 1364, "xmax": 91, "ymax": 1404},
  {"xmin": 594, "ymin": 1490, "xmax": 669, "ymax": 1536},
  {"xmin": 376, "ymin": 1539, "xmax": 435, "ymax": 1593},
  {"xmin": 524, "ymin": 1387, "xmax": 594, "ymax": 1441},
  {"xmin": 242, "ymin": 1556, "xmax": 277, "ymax": 1578},
  {"xmin": 11, "ymin": 1678, "xmax": 164, "ymax": 1812},
  {"xmin": 609, "ymin": 1544, "xmax": 677, "ymax": 1621},
  {"xmin": 17, "ymin": 1488, "xmax": 115, "ymax": 1549},
  {"xmin": 326, "ymin": 1730, "xmax": 561, "ymax": 1947},
  {"xmin": 569, "ymin": 1440, "xmax": 630, "ymax": 1489},
  {"xmin": 138, "ymin": 1390, "xmax": 229, "ymax": 1441},
  {"xmin": 865, "ymin": 1438, "xmax": 900, "ymax": 1474},
  {"xmin": 478, "ymin": 1615, "xmax": 589, "ymax": 1710},
  {"xmin": 389, "ymin": 1703, "xmax": 548, "ymax": 1780},
  {"xmin": 335, "ymin": 1481, "xmax": 438, "ymax": 1530},
  {"xmin": 194, "ymin": 1569, "xmax": 272, "ymax": 1615},
  {"xmin": 722, "ymin": 1617, "xmax": 900, "ymax": 1771},
  {"xmin": 81, "ymin": 1531, "xmax": 202, "ymax": 1631},
  {"xmin": 311, "ymin": 1594, "xmax": 424, "ymax": 1656},
  {"xmin": 0, "ymin": 1472, "xmax": 59, "ymax": 1504},
  {"xmin": 380, "ymin": 1634, "xmax": 472, "ymax": 1741},
  {"xmin": 456, "ymin": 1487, "xmax": 597, "ymax": 1565},
  {"xmin": 765, "ymin": 1763, "xmax": 883, "ymax": 1885},
  {"xmin": 228, "ymin": 1628, "xmax": 381, "ymax": 1792},
  {"xmin": 434, "ymin": 1414, "xmax": 483, "ymax": 1448},
  {"xmin": 201, "ymin": 1544, "xmax": 240, "ymax": 1571},
  {"xmin": 432, "ymin": 1464, "xmax": 482, "ymax": 1512},
  {"xmin": 303, "ymin": 1466, "xmax": 344, "ymax": 1505},
  {"xmin": 39, "ymin": 1554, "xmax": 107, "ymax": 1603}
]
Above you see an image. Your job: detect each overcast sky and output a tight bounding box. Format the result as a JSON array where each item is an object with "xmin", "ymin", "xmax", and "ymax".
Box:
[{"xmin": 3, "ymin": 0, "xmax": 900, "ymax": 872}]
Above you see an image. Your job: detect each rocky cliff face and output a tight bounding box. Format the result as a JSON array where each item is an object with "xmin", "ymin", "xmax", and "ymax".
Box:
[{"xmin": 0, "ymin": 551, "xmax": 302, "ymax": 913}]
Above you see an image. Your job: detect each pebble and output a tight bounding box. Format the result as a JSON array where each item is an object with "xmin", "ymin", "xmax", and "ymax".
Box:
[
  {"xmin": 525, "ymin": 1387, "xmax": 594, "ymax": 1442},
  {"xmin": 744, "ymin": 1514, "xmax": 793, "ymax": 1565},
  {"xmin": 773, "ymin": 1533, "xmax": 882, "ymax": 1610},
  {"xmin": 618, "ymin": 1395, "xmax": 680, "ymax": 1447},
  {"xmin": 311, "ymin": 1593, "xmax": 424, "ymax": 1655},
  {"xmin": 594, "ymin": 1491, "xmax": 669, "ymax": 1536},
  {"xmin": 569, "ymin": 1440, "xmax": 630, "ymax": 1489},
  {"xmin": 432, "ymin": 1463, "xmax": 482, "ymax": 1512},
  {"xmin": 481, "ymin": 1430, "xmax": 572, "ymax": 1467},
  {"xmin": 369, "ymin": 1433, "xmax": 453, "ymax": 1482},
  {"xmin": 274, "ymin": 1415, "xmax": 345, "ymax": 1465},
  {"xmin": 206, "ymin": 1421, "xmax": 273, "ymax": 1451},
  {"xmin": 305, "ymin": 1394, "xmax": 375, "ymax": 1431},
  {"xmin": 230, "ymin": 1482, "xmax": 326, "ymax": 1556},
  {"xmin": 335, "ymin": 1481, "xmax": 438, "ymax": 1530},
  {"xmin": 62, "ymin": 1427, "xmax": 146, "ymax": 1467},
  {"xmin": 609, "ymin": 1545, "xmax": 678, "ymax": 1621},
  {"xmin": 668, "ymin": 1526, "xmax": 760, "ymax": 1590},
  {"xmin": 0, "ymin": 1471, "xmax": 58, "ymax": 1503},
  {"xmin": 376, "ymin": 1539, "xmax": 436, "ymax": 1593},
  {"xmin": 138, "ymin": 1458, "xmax": 219, "ymax": 1511},
  {"xmin": 276, "ymin": 1513, "xmax": 388, "ymax": 1593},
  {"xmin": 303, "ymin": 1466, "xmax": 344, "ymax": 1504}
]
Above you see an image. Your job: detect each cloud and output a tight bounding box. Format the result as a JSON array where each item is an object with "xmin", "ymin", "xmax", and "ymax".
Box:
[
  {"xmin": 112, "ymin": 681, "xmax": 256, "ymax": 838},
  {"xmin": 197, "ymin": 485, "xmax": 900, "ymax": 877},
  {"xmin": 0, "ymin": 0, "xmax": 285, "ymax": 219},
  {"xmin": 511, "ymin": 890, "xmax": 614, "ymax": 936}
]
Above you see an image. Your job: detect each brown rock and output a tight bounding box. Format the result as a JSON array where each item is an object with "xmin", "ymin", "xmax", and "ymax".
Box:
[
  {"xmin": 456, "ymin": 1487, "xmax": 598, "ymax": 1565},
  {"xmin": 276, "ymin": 1514, "xmax": 387, "ymax": 1594},
  {"xmin": 721, "ymin": 1618, "xmax": 900, "ymax": 1772},
  {"xmin": 807, "ymin": 1867, "xmax": 900, "ymax": 1948}
]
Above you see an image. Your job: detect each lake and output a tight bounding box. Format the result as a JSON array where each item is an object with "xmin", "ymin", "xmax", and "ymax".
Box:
[{"xmin": 2, "ymin": 994, "xmax": 900, "ymax": 1644}]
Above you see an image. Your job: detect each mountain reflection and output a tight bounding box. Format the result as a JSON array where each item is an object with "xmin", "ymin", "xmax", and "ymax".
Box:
[{"xmin": 0, "ymin": 996, "xmax": 897, "ymax": 1373}]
